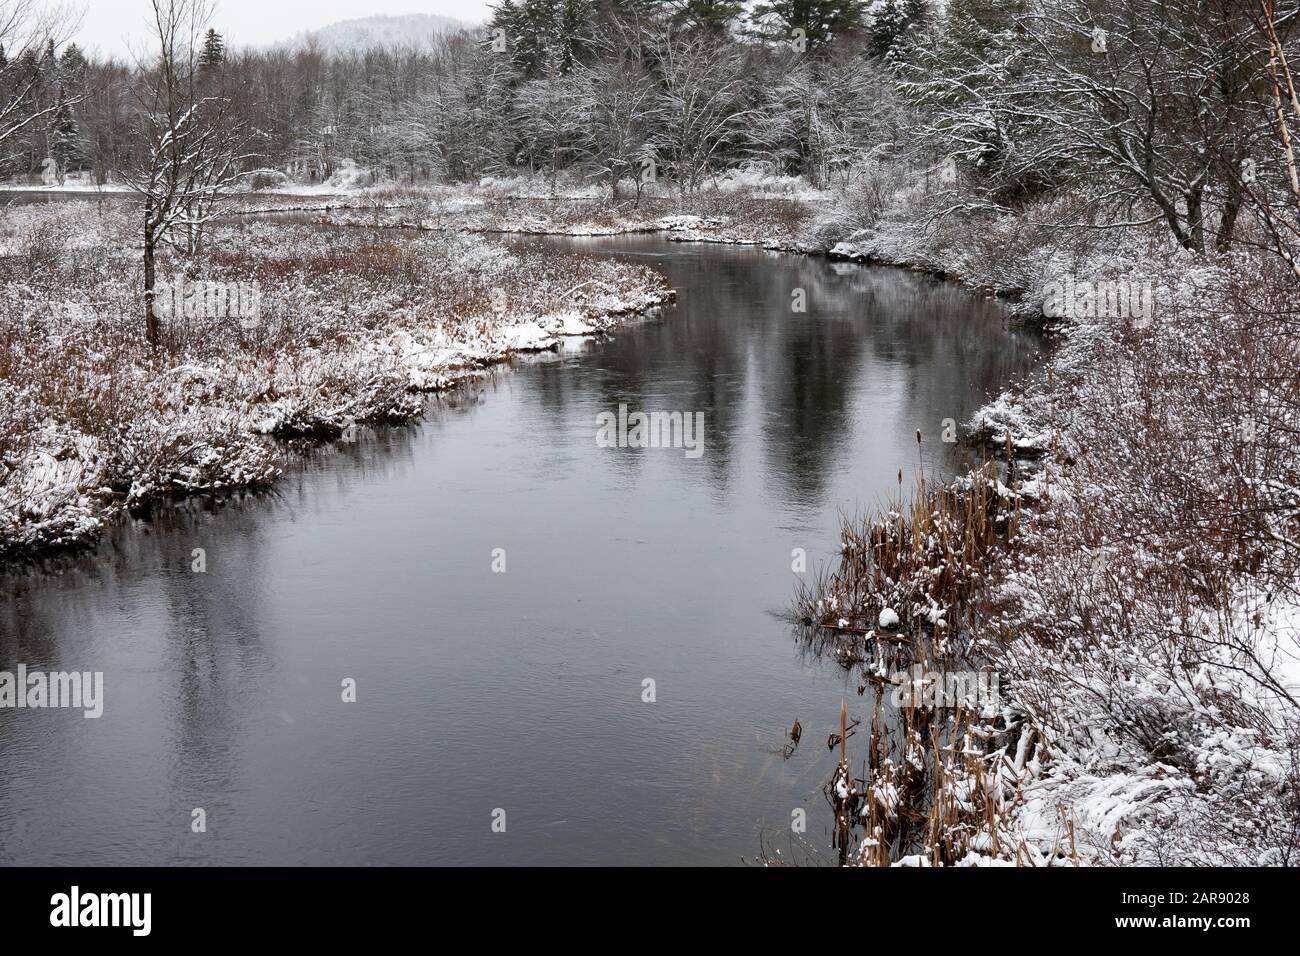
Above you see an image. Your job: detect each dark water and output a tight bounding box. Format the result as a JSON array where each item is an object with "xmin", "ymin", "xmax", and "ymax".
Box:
[
  {"xmin": 0, "ymin": 189, "xmax": 132, "ymax": 205},
  {"xmin": 0, "ymin": 236, "xmax": 1040, "ymax": 865}
]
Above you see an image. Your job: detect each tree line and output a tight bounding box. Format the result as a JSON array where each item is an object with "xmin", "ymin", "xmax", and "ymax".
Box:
[{"xmin": 4, "ymin": 0, "xmax": 1300, "ymax": 335}]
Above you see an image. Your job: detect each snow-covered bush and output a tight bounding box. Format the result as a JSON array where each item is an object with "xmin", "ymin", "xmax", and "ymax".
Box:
[
  {"xmin": 0, "ymin": 201, "xmax": 670, "ymax": 559},
  {"xmin": 801, "ymin": 209, "xmax": 1300, "ymax": 866}
]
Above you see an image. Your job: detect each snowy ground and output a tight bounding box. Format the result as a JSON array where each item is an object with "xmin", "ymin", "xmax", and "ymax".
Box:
[
  {"xmin": 229, "ymin": 173, "xmax": 826, "ymax": 251},
  {"xmin": 0, "ymin": 200, "xmax": 670, "ymax": 560}
]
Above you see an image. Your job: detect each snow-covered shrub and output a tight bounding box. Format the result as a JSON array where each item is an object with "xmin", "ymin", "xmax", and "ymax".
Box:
[
  {"xmin": 802, "ymin": 205, "xmax": 1300, "ymax": 865},
  {"xmin": 241, "ymin": 168, "xmax": 291, "ymax": 191},
  {"xmin": 0, "ymin": 201, "xmax": 670, "ymax": 559},
  {"xmin": 323, "ymin": 159, "xmax": 372, "ymax": 191}
]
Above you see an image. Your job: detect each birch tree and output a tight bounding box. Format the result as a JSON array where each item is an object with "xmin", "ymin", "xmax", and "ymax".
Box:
[{"xmin": 1244, "ymin": 0, "xmax": 1300, "ymax": 277}]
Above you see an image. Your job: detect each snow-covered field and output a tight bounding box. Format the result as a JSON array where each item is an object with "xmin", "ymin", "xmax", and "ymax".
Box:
[
  {"xmin": 0, "ymin": 200, "xmax": 670, "ymax": 560},
  {"xmin": 229, "ymin": 174, "xmax": 824, "ymax": 251}
]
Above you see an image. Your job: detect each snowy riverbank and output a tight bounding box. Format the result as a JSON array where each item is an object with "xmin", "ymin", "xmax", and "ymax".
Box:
[
  {"xmin": 231, "ymin": 175, "xmax": 826, "ymax": 252},
  {"xmin": 799, "ymin": 193, "xmax": 1300, "ymax": 866},
  {"xmin": 0, "ymin": 200, "xmax": 671, "ymax": 561}
]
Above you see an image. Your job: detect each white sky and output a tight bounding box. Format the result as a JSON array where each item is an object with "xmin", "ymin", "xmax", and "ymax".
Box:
[{"xmin": 70, "ymin": 0, "xmax": 494, "ymax": 58}]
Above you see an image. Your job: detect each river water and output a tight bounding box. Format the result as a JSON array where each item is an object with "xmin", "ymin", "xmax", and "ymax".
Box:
[{"xmin": 0, "ymin": 234, "xmax": 1040, "ymax": 865}]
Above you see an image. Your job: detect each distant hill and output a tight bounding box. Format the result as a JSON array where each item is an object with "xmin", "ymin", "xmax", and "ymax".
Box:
[{"xmin": 279, "ymin": 14, "xmax": 471, "ymax": 54}]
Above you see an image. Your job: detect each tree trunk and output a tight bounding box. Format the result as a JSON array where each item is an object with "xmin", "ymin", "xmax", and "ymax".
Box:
[
  {"xmin": 1216, "ymin": 180, "xmax": 1243, "ymax": 255},
  {"xmin": 1186, "ymin": 185, "xmax": 1206, "ymax": 254},
  {"xmin": 144, "ymin": 218, "xmax": 160, "ymax": 349}
]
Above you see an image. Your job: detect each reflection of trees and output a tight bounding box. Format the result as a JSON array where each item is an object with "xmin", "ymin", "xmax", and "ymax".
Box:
[
  {"xmin": 524, "ymin": 242, "xmax": 754, "ymax": 495},
  {"xmin": 153, "ymin": 498, "xmax": 273, "ymax": 802},
  {"xmin": 755, "ymin": 254, "xmax": 1041, "ymax": 512},
  {"xmin": 754, "ymin": 255, "xmax": 870, "ymax": 506},
  {"xmin": 517, "ymin": 236, "xmax": 1041, "ymax": 515},
  {"xmin": 0, "ymin": 418, "xmax": 435, "ymax": 861}
]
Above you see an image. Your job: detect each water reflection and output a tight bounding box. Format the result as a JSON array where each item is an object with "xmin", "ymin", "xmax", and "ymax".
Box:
[{"xmin": 0, "ymin": 236, "xmax": 1040, "ymax": 865}]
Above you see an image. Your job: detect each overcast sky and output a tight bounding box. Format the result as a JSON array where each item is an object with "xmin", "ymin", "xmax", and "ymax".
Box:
[{"xmin": 72, "ymin": 0, "xmax": 494, "ymax": 58}]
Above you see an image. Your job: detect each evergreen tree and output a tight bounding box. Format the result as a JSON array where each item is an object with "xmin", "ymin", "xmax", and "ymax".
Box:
[
  {"xmin": 47, "ymin": 87, "xmax": 85, "ymax": 180},
  {"xmin": 898, "ymin": 0, "xmax": 1039, "ymax": 203},
  {"xmin": 489, "ymin": 0, "xmax": 598, "ymax": 79},
  {"xmin": 199, "ymin": 29, "xmax": 226, "ymax": 70},
  {"xmin": 58, "ymin": 43, "xmax": 87, "ymax": 88},
  {"xmin": 943, "ymin": 0, "xmax": 1027, "ymax": 58},
  {"xmin": 658, "ymin": 0, "xmax": 746, "ymax": 34},
  {"xmin": 749, "ymin": 0, "xmax": 867, "ymax": 54},
  {"xmin": 865, "ymin": 0, "xmax": 929, "ymax": 59}
]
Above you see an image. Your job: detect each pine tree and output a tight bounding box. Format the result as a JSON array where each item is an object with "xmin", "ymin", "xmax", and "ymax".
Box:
[
  {"xmin": 750, "ymin": 0, "xmax": 868, "ymax": 54},
  {"xmin": 47, "ymin": 87, "xmax": 85, "ymax": 181},
  {"xmin": 865, "ymin": 0, "xmax": 929, "ymax": 59},
  {"xmin": 489, "ymin": 0, "xmax": 598, "ymax": 79},
  {"xmin": 199, "ymin": 29, "xmax": 226, "ymax": 70},
  {"xmin": 658, "ymin": 0, "xmax": 746, "ymax": 34},
  {"xmin": 58, "ymin": 43, "xmax": 87, "ymax": 88},
  {"xmin": 943, "ymin": 0, "xmax": 1027, "ymax": 58}
]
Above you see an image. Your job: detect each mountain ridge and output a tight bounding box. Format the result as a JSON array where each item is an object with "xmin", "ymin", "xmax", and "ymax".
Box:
[{"xmin": 275, "ymin": 13, "xmax": 472, "ymax": 54}]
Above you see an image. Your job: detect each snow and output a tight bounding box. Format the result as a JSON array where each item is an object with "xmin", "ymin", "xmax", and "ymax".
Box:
[
  {"xmin": 0, "ymin": 202, "xmax": 671, "ymax": 560},
  {"xmin": 496, "ymin": 321, "xmax": 555, "ymax": 352},
  {"xmin": 799, "ymin": 167, "xmax": 1300, "ymax": 866}
]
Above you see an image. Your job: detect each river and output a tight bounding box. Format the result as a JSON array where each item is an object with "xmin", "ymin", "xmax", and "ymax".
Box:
[{"xmin": 0, "ymin": 232, "xmax": 1040, "ymax": 865}]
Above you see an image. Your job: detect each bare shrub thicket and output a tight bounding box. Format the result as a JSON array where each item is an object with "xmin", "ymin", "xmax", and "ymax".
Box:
[{"xmin": 0, "ymin": 201, "xmax": 669, "ymax": 559}]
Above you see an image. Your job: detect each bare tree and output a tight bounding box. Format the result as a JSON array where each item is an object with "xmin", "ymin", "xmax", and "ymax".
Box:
[
  {"xmin": 905, "ymin": 0, "xmax": 1266, "ymax": 252},
  {"xmin": 575, "ymin": 48, "xmax": 656, "ymax": 201},
  {"xmin": 1013, "ymin": 0, "xmax": 1263, "ymax": 254},
  {"xmin": 125, "ymin": 0, "xmax": 245, "ymax": 347},
  {"xmin": 511, "ymin": 51, "xmax": 590, "ymax": 185},
  {"xmin": 648, "ymin": 28, "xmax": 756, "ymax": 193}
]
